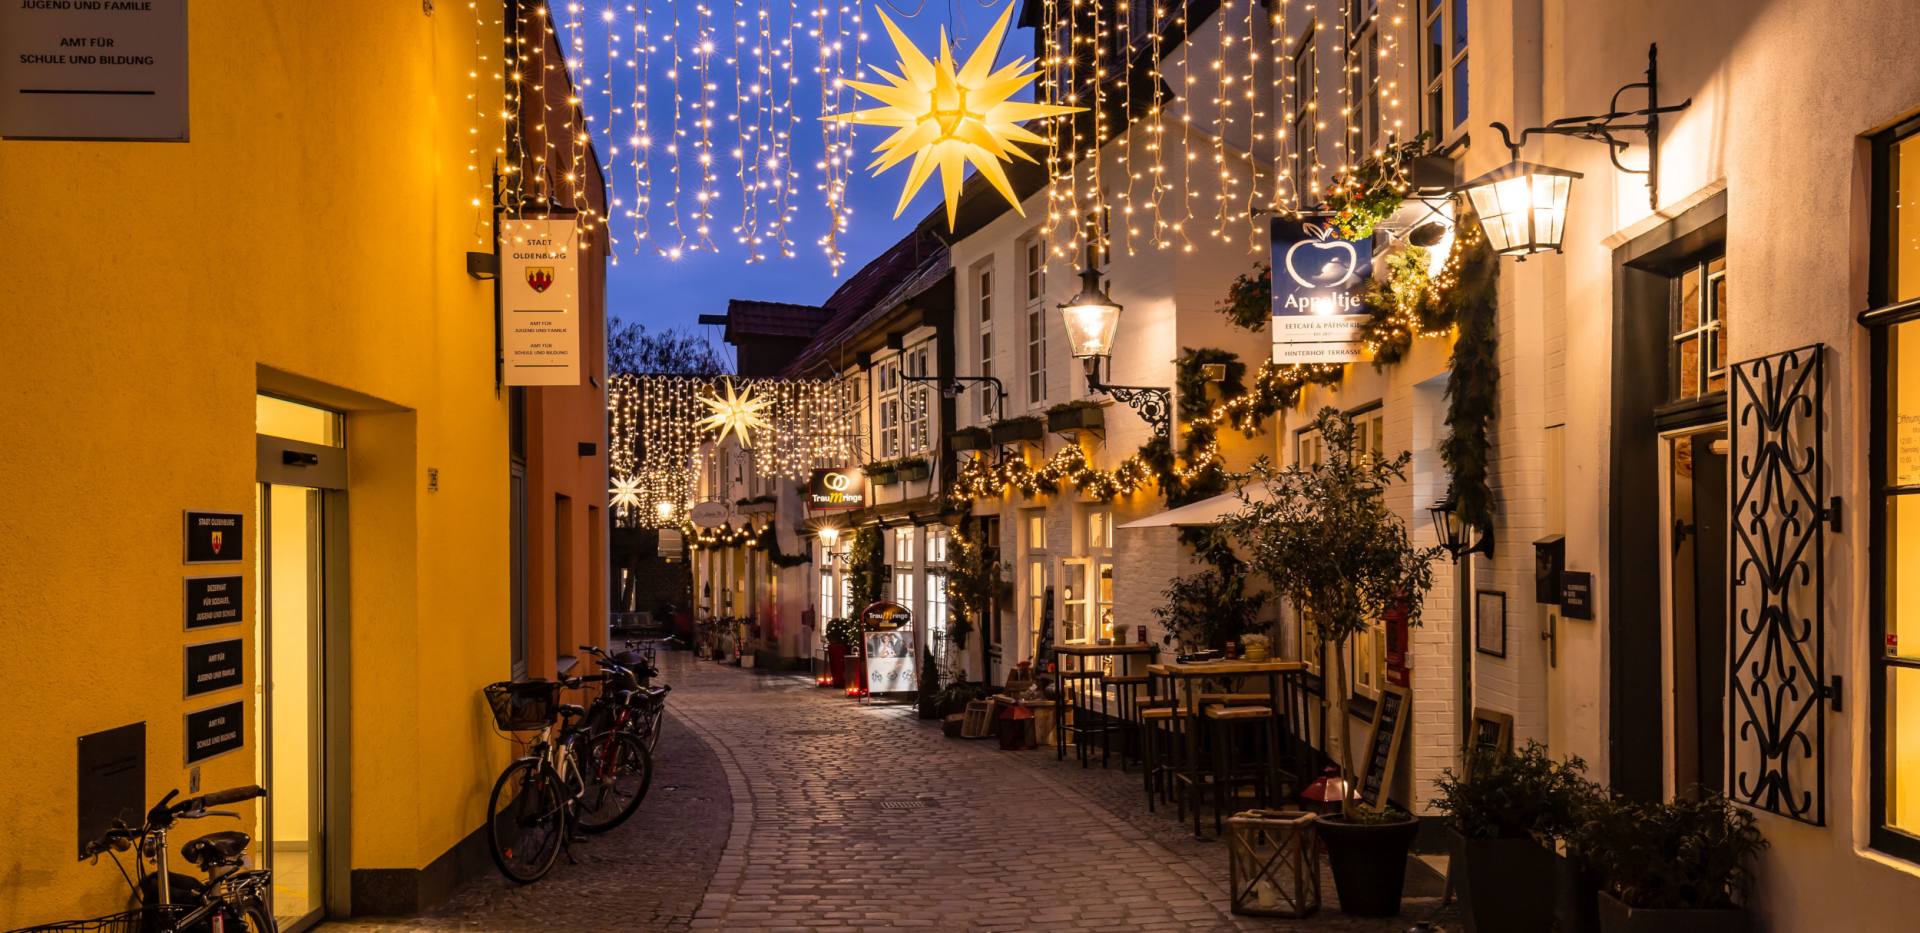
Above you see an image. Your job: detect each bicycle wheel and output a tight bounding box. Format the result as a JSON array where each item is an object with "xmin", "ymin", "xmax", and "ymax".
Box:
[
  {"xmin": 573, "ymin": 731, "xmax": 652, "ymax": 834},
  {"xmin": 486, "ymin": 758, "xmax": 568, "ymax": 883},
  {"xmin": 233, "ymin": 897, "xmax": 277, "ymax": 933}
]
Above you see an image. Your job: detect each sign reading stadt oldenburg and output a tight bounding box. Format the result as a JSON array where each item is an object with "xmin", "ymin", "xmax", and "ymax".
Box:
[
  {"xmin": 1271, "ymin": 218, "xmax": 1373, "ymax": 364},
  {"xmin": 500, "ymin": 217, "xmax": 582, "ymax": 386},
  {"xmin": 807, "ymin": 468, "xmax": 866, "ymax": 511}
]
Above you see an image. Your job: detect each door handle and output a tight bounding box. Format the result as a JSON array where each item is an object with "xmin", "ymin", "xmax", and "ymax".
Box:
[{"xmin": 1672, "ymin": 518, "xmax": 1694, "ymax": 554}]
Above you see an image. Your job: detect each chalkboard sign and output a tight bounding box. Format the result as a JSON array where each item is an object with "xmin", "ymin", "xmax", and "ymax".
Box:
[
  {"xmin": 1357, "ymin": 684, "xmax": 1410, "ymax": 809},
  {"xmin": 1469, "ymin": 708, "xmax": 1514, "ymax": 775}
]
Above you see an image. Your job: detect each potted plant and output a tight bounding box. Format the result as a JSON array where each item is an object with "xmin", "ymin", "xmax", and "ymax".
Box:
[
  {"xmin": 1046, "ymin": 400, "xmax": 1105, "ymax": 433},
  {"xmin": 948, "ymin": 426, "xmax": 992, "ymax": 450},
  {"xmin": 1575, "ymin": 792, "xmax": 1767, "ymax": 933},
  {"xmin": 823, "ymin": 616, "xmax": 858, "ymax": 687},
  {"xmin": 990, "ymin": 415, "xmax": 1045, "ymax": 445},
  {"xmin": 1431, "ymin": 742, "xmax": 1601, "ymax": 933},
  {"xmin": 1151, "ymin": 565, "xmax": 1268, "ymax": 655},
  {"xmin": 897, "ymin": 456, "xmax": 930, "ymax": 482},
  {"xmin": 864, "ymin": 460, "xmax": 900, "ymax": 486},
  {"xmin": 1224, "ymin": 407, "xmax": 1443, "ymax": 917}
]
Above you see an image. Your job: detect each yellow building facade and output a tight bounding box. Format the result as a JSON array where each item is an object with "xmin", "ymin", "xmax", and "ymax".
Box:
[{"xmin": 0, "ymin": 2, "xmax": 523, "ymax": 924}]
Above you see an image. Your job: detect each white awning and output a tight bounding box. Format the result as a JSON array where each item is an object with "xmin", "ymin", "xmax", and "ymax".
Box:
[{"xmin": 1116, "ymin": 487, "xmax": 1271, "ymax": 529}]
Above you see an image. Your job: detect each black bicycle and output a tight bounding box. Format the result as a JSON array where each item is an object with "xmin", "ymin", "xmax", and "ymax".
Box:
[
  {"xmin": 483, "ymin": 675, "xmax": 652, "ymax": 883},
  {"xmin": 583, "ymin": 643, "xmax": 671, "ymax": 754},
  {"xmin": 8, "ymin": 786, "xmax": 276, "ymax": 933}
]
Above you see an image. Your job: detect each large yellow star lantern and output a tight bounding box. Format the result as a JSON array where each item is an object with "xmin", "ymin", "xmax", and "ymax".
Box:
[
  {"xmin": 825, "ymin": 2, "xmax": 1083, "ymax": 228},
  {"xmin": 696, "ymin": 379, "xmax": 773, "ymax": 448}
]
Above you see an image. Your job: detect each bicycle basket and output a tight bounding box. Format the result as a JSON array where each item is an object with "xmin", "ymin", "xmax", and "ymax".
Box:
[
  {"xmin": 484, "ymin": 680, "xmax": 561, "ymax": 731},
  {"xmin": 5, "ymin": 905, "xmax": 190, "ymax": 933}
]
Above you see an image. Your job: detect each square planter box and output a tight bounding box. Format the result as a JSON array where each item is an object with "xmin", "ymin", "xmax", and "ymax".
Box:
[
  {"xmin": 1597, "ymin": 892, "xmax": 1747, "ymax": 933},
  {"xmin": 898, "ymin": 462, "xmax": 929, "ymax": 482},
  {"xmin": 1047, "ymin": 405, "xmax": 1104, "ymax": 433},
  {"xmin": 948, "ymin": 427, "xmax": 992, "ymax": 450},
  {"xmin": 991, "ymin": 419, "xmax": 1045, "ymax": 444}
]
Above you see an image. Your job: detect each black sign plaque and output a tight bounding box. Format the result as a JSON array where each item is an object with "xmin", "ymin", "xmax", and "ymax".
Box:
[
  {"xmin": 77, "ymin": 722, "xmax": 145, "ymax": 860},
  {"xmin": 184, "ymin": 639, "xmax": 244, "ymax": 698},
  {"xmin": 184, "ymin": 576, "xmax": 243, "ymax": 629},
  {"xmin": 184, "ymin": 701, "xmax": 244, "ymax": 765},
  {"xmin": 184, "ymin": 511, "xmax": 243, "ymax": 564},
  {"xmin": 1561, "ymin": 571, "xmax": 1594, "ymax": 620}
]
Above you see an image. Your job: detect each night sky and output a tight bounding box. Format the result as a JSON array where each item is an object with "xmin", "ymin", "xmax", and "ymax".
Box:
[{"xmin": 566, "ymin": 3, "xmax": 1038, "ymax": 367}]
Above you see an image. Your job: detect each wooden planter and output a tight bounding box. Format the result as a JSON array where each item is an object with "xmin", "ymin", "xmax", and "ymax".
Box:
[
  {"xmin": 1047, "ymin": 405, "xmax": 1104, "ymax": 433},
  {"xmin": 1597, "ymin": 893, "xmax": 1747, "ymax": 933},
  {"xmin": 991, "ymin": 418, "xmax": 1044, "ymax": 444},
  {"xmin": 868, "ymin": 469, "xmax": 899, "ymax": 486},
  {"xmin": 948, "ymin": 427, "xmax": 992, "ymax": 450},
  {"xmin": 898, "ymin": 461, "xmax": 930, "ymax": 482}
]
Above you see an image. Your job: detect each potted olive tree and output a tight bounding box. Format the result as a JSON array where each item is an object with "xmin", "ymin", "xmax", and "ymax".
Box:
[
  {"xmin": 1432, "ymin": 742, "xmax": 1601, "ymax": 933},
  {"xmin": 1575, "ymin": 792, "xmax": 1767, "ymax": 933},
  {"xmin": 1225, "ymin": 407, "xmax": 1442, "ymax": 917}
]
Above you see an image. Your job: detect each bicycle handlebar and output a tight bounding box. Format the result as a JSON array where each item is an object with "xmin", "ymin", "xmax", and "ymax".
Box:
[{"xmin": 192, "ymin": 785, "xmax": 266, "ymax": 809}]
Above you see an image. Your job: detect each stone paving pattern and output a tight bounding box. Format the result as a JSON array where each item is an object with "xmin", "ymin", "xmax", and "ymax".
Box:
[{"xmin": 329, "ymin": 652, "xmax": 1455, "ymax": 932}]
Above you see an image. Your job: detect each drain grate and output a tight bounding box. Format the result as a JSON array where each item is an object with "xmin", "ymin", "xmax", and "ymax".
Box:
[
  {"xmin": 877, "ymin": 799, "xmax": 938, "ymax": 810},
  {"xmin": 787, "ymin": 728, "xmax": 838, "ymax": 736}
]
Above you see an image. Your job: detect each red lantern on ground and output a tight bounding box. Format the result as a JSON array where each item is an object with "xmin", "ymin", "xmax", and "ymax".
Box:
[{"xmin": 1300, "ymin": 766, "xmax": 1354, "ymax": 815}]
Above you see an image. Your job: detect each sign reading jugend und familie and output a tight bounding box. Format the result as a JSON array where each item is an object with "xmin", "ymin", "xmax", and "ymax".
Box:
[{"xmin": 1270, "ymin": 218, "xmax": 1375, "ymax": 364}]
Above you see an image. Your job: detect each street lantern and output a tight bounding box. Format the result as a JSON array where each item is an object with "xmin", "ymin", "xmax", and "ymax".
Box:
[
  {"xmin": 817, "ymin": 525, "xmax": 840, "ymax": 548},
  {"xmin": 1460, "ymin": 159, "xmax": 1581, "ymax": 257},
  {"xmin": 1428, "ymin": 491, "xmax": 1493, "ymax": 560},
  {"xmin": 1059, "ymin": 267, "xmax": 1122, "ymax": 362},
  {"xmin": 1461, "ymin": 43, "xmax": 1691, "ymax": 257}
]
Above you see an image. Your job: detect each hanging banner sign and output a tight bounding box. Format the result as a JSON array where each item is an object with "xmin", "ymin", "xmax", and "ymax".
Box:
[
  {"xmin": 0, "ymin": 0, "xmax": 190, "ymax": 141},
  {"xmin": 1271, "ymin": 218, "xmax": 1374, "ymax": 364},
  {"xmin": 500, "ymin": 217, "xmax": 582, "ymax": 386},
  {"xmin": 806, "ymin": 468, "xmax": 866, "ymax": 511}
]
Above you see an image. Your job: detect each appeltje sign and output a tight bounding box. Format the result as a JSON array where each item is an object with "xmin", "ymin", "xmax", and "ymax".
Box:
[
  {"xmin": 1271, "ymin": 218, "xmax": 1374, "ymax": 364},
  {"xmin": 807, "ymin": 468, "xmax": 866, "ymax": 511}
]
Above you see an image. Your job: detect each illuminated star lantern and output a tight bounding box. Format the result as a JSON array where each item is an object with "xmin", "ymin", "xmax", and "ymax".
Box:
[
  {"xmin": 824, "ymin": 2, "xmax": 1084, "ymax": 228},
  {"xmin": 697, "ymin": 379, "xmax": 773, "ymax": 448},
  {"xmin": 609, "ymin": 474, "xmax": 644, "ymax": 514}
]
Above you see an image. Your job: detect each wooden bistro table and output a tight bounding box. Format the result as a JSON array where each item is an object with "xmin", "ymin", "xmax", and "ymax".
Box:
[
  {"xmin": 1052, "ymin": 643, "xmax": 1158, "ymax": 766},
  {"xmin": 1146, "ymin": 658, "xmax": 1305, "ymax": 837}
]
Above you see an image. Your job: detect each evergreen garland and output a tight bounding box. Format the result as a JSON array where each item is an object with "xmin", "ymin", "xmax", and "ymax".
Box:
[
  {"xmin": 753, "ymin": 521, "xmax": 813, "ymax": 568},
  {"xmin": 848, "ymin": 526, "xmax": 886, "ymax": 610},
  {"xmin": 1439, "ymin": 214, "xmax": 1501, "ymax": 532}
]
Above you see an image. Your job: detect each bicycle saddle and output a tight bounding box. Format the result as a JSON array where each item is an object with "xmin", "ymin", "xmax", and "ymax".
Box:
[
  {"xmin": 557, "ymin": 703, "xmax": 586, "ymax": 719},
  {"xmin": 181, "ymin": 830, "xmax": 251, "ymax": 868}
]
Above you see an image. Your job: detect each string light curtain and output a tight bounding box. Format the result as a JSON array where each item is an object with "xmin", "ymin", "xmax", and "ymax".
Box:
[{"xmin": 609, "ymin": 374, "xmax": 861, "ymax": 526}]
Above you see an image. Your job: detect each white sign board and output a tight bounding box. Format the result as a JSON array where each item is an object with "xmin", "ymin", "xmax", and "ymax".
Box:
[
  {"xmin": 500, "ymin": 217, "xmax": 582, "ymax": 386},
  {"xmin": 1271, "ymin": 218, "xmax": 1373, "ymax": 364},
  {"xmin": 1, "ymin": 0, "xmax": 190, "ymax": 141},
  {"xmin": 688, "ymin": 501, "xmax": 729, "ymax": 529},
  {"xmin": 863, "ymin": 629, "xmax": 916, "ymax": 693}
]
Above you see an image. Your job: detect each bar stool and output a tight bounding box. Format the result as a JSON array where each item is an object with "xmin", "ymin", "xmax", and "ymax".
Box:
[
  {"xmin": 1106, "ymin": 673, "xmax": 1151, "ymax": 769},
  {"xmin": 1058, "ymin": 668, "xmax": 1109, "ymax": 767},
  {"xmin": 1139, "ymin": 705, "xmax": 1188, "ymax": 812},
  {"xmin": 1205, "ymin": 704, "xmax": 1279, "ymax": 836}
]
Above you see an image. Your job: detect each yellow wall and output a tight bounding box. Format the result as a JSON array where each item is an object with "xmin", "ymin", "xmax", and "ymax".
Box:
[{"xmin": 0, "ymin": 1, "xmax": 511, "ymax": 924}]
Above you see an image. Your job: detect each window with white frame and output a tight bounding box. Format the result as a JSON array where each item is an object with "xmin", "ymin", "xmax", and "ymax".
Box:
[
  {"xmin": 975, "ymin": 260, "xmax": 996, "ymax": 421},
  {"xmin": 906, "ymin": 344, "xmax": 933, "ymax": 454},
  {"xmin": 893, "ymin": 526, "xmax": 915, "ymax": 564},
  {"xmin": 1420, "ymin": 0, "xmax": 1468, "ymax": 139},
  {"xmin": 893, "ymin": 571, "xmax": 914, "ymax": 608},
  {"xmin": 840, "ymin": 373, "xmax": 865, "ymax": 466},
  {"xmin": 877, "ymin": 357, "xmax": 902, "ymax": 458},
  {"xmin": 1023, "ymin": 236, "xmax": 1048, "ymax": 407},
  {"xmin": 819, "ymin": 568, "xmax": 836, "ymax": 621},
  {"xmin": 926, "ymin": 528, "xmax": 949, "ymax": 564},
  {"xmin": 926, "ymin": 528, "xmax": 950, "ymax": 668},
  {"xmin": 1345, "ymin": 2, "xmax": 1386, "ymax": 155},
  {"xmin": 1023, "ymin": 509, "xmax": 1049, "ymax": 650}
]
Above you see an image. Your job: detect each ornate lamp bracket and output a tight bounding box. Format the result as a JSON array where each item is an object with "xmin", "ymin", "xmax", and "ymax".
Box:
[
  {"xmin": 1082, "ymin": 357, "xmax": 1171, "ymax": 439},
  {"xmin": 1488, "ymin": 43, "xmax": 1692, "ymax": 209}
]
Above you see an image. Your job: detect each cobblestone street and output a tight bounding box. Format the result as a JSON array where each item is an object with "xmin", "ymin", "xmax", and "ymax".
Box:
[{"xmin": 332, "ymin": 653, "xmax": 1453, "ymax": 932}]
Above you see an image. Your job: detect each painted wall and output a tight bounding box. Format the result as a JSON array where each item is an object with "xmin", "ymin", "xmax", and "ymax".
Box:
[{"xmin": 0, "ymin": 0, "xmax": 513, "ymax": 923}]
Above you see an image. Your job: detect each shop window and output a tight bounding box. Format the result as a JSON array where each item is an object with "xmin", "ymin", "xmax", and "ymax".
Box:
[
  {"xmin": 1671, "ymin": 254, "xmax": 1730, "ymax": 401},
  {"xmin": 819, "ymin": 569, "xmax": 836, "ymax": 621},
  {"xmin": 894, "ymin": 571, "xmax": 914, "ymax": 608},
  {"xmin": 1871, "ymin": 120, "xmax": 1920, "ymax": 860},
  {"xmin": 926, "ymin": 528, "xmax": 948, "ymax": 564},
  {"xmin": 893, "ymin": 527, "xmax": 915, "ymax": 564}
]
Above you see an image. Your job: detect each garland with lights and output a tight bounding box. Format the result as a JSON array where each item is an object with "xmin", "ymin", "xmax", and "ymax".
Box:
[
  {"xmin": 848, "ymin": 526, "xmax": 886, "ymax": 611},
  {"xmin": 752, "ymin": 522, "xmax": 814, "ymax": 568},
  {"xmin": 942, "ymin": 521, "xmax": 1001, "ymax": 649}
]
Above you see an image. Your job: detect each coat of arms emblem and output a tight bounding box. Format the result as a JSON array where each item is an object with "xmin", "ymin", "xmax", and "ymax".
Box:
[{"xmin": 526, "ymin": 266, "xmax": 555, "ymax": 293}]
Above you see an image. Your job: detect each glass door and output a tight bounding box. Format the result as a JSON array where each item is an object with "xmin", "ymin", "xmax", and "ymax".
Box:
[
  {"xmin": 255, "ymin": 395, "xmax": 345, "ymax": 930},
  {"xmin": 1666, "ymin": 426, "xmax": 1729, "ymax": 796}
]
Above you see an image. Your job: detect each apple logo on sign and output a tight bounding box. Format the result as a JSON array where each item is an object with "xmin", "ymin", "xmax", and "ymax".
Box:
[{"xmin": 1283, "ymin": 234, "xmax": 1360, "ymax": 290}]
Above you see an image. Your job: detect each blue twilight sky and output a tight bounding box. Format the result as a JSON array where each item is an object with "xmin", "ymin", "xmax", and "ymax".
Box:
[{"xmin": 563, "ymin": 2, "xmax": 1038, "ymax": 366}]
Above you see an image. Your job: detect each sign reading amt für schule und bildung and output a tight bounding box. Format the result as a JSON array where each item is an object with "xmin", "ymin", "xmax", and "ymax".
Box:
[{"xmin": 1271, "ymin": 218, "xmax": 1374, "ymax": 364}]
